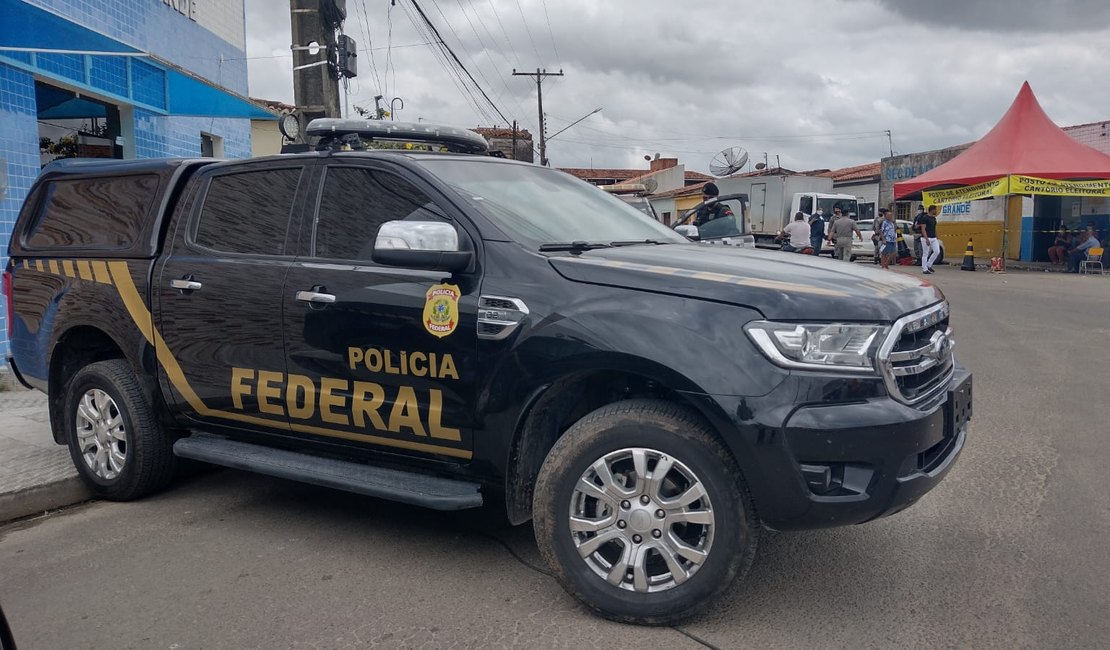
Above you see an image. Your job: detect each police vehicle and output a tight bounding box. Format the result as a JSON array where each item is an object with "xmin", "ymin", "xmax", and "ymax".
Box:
[{"xmin": 3, "ymin": 119, "xmax": 971, "ymax": 625}]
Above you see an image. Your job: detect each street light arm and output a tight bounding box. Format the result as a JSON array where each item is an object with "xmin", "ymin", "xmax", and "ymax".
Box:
[{"xmin": 547, "ymin": 108, "xmax": 602, "ymax": 141}]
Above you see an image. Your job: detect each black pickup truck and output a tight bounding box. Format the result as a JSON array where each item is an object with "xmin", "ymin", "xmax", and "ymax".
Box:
[{"xmin": 3, "ymin": 120, "xmax": 970, "ymax": 625}]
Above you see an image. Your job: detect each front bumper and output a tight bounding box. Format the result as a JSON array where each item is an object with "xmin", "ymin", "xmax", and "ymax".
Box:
[{"xmin": 703, "ymin": 362, "xmax": 971, "ymax": 531}]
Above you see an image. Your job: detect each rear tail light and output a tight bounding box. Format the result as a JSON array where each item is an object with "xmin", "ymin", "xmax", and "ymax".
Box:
[{"xmin": 2, "ymin": 270, "xmax": 12, "ymax": 339}]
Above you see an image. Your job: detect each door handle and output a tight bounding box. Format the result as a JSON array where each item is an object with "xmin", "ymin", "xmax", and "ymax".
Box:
[
  {"xmin": 295, "ymin": 290, "xmax": 336, "ymax": 304},
  {"xmin": 170, "ymin": 278, "xmax": 202, "ymax": 291}
]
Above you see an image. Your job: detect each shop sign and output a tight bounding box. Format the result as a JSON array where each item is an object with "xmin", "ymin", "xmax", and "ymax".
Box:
[{"xmin": 162, "ymin": 0, "xmax": 198, "ymax": 22}]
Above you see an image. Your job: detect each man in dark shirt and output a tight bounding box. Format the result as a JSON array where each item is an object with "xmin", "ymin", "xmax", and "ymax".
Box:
[
  {"xmin": 693, "ymin": 182, "xmax": 733, "ymax": 227},
  {"xmin": 911, "ymin": 204, "xmax": 926, "ymax": 261},
  {"xmin": 808, "ymin": 211, "xmax": 825, "ymax": 256},
  {"xmin": 918, "ymin": 205, "xmax": 941, "ymax": 274}
]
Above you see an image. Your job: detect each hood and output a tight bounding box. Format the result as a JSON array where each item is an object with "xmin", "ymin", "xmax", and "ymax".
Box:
[{"xmin": 548, "ymin": 244, "xmax": 943, "ymax": 321}]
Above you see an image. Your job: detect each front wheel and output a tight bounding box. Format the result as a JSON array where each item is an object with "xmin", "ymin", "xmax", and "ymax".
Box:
[{"xmin": 533, "ymin": 399, "xmax": 758, "ymax": 625}]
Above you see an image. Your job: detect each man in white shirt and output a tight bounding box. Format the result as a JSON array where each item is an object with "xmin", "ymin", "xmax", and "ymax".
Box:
[{"xmin": 781, "ymin": 212, "xmax": 812, "ymax": 252}]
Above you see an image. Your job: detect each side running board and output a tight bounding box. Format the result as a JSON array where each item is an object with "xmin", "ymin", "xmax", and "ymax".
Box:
[{"xmin": 173, "ymin": 434, "xmax": 483, "ymax": 511}]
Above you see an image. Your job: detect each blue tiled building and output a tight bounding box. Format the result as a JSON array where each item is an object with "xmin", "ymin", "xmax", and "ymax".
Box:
[{"xmin": 0, "ymin": 0, "xmax": 274, "ymax": 356}]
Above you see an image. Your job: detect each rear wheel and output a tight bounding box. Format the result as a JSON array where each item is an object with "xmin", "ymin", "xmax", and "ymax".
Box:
[
  {"xmin": 533, "ymin": 399, "xmax": 758, "ymax": 625},
  {"xmin": 63, "ymin": 359, "xmax": 177, "ymax": 500}
]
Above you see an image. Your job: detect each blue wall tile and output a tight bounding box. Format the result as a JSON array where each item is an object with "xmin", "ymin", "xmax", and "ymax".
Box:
[{"xmin": 0, "ymin": 0, "xmax": 257, "ymax": 356}]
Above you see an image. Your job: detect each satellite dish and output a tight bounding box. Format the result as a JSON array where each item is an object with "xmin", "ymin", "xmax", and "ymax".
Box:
[
  {"xmin": 653, "ymin": 153, "xmax": 661, "ymax": 160},
  {"xmin": 710, "ymin": 147, "xmax": 749, "ymax": 177},
  {"xmin": 642, "ymin": 177, "xmax": 659, "ymax": 194},
  {"xmin": 644, "ymin": 154, "xmax": 652, "ymax": 161},
  {"xmin": 755, "ymin": 162, "xmax": 766, "ymax": 170}
]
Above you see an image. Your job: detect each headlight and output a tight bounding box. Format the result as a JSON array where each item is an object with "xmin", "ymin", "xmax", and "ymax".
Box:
[{"xmin": 744, "ymin": 321, "xmax": 889, "ymax": 372}]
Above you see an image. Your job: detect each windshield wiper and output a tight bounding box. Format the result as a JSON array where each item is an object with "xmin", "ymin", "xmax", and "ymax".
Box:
[
  {"xmin": 538, "ymin": 241, "xmax": 612, "ymax": 252},
  {"xmin": 609, "ymin": 239, "xmax": 674, "ymax": 247}
]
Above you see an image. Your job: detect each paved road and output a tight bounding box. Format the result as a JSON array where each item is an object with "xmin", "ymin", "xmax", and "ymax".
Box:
[{"xmin": 2, "ymin": 266, "xmax": 1108, "ymax": 649}]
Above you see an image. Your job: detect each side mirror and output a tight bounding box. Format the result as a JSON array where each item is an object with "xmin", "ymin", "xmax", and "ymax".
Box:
[
  {"xmin": 371, "ymin": 221, "xmax": 472, "ymax": 272},
  {"xmin": 674, "ymin": 224, "xmax": 700, "ymax": 240}
]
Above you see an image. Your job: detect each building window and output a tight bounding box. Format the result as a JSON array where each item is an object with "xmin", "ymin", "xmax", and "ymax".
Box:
[
  {"xmin": 662, "ymin": 211, "xmax": 672, "ymax": 225},
  {"xmin": 201, "ymin": 132, "xmax": 224, "ymax": 158}
]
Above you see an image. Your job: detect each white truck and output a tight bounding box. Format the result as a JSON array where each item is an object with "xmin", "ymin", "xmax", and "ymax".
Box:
[{"xmin": 712, "ymin": 174, "xmax": 859, "ymax": 249}]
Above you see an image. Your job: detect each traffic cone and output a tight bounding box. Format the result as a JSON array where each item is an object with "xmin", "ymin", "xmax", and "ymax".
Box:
[{"xmin": 960, "ymin": 238, "xmax": 976, "ymax": 271}]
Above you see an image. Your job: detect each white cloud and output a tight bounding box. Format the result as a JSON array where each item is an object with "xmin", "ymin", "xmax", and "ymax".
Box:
[{"xmin": 245, "ymin": 0, "xmax": 1110, "ymax": 173}]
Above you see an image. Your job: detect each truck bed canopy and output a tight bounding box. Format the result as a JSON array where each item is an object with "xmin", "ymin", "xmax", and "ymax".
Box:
[{"xmin": 893, "ymin": 82, "xmax": 1110, "ymax": 199}]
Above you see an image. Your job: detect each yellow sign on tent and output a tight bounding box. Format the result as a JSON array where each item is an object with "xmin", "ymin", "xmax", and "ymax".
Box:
[
  {"xmin": 923, "ymin": 175, "xmax": 1110, "ymax": 207},
  {"xmin": 1008, "ymin": 175, "xmax": 1110, "ymax": 197},
  {"xmin": 923, "ymin": 177, "xmax": 1009, "ymax": 207}
]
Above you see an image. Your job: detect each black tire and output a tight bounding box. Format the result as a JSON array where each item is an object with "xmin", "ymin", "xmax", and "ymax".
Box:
[
  {"xmin": 533, "ymin": 399, "xmax": 758, "ymax": 625},
  {"xmin": 63, "ymin": 359, "xmax": 177, "ymax": 500}
]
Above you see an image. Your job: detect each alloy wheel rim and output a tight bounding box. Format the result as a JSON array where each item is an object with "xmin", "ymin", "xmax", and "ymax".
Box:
[
  {"xmin": 75, "ymin": 389, "xmax": 128, "ymax": 480},
  {"xmin": 568, "ymin": 447, "xmax": 715, "ymax": 593}
]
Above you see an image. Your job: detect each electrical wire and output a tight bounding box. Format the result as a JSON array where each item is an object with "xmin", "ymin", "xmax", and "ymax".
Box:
[
  {"xmin": 485, "ymin": 0, "xmax": 522, "ymax": 70},
  {"xmin": 385, "ymin": 0, "xmax": 396, "ymax": 99},
  {"xmin": 512, "ymin": 0, "xmax": 544, "ymax": 67},
  {"xmin": 410, "ymin": 0, "xmax": 513, "ymax": 126},
  {"xmin": 427, "ymin": 0, "xmax": 513, "ymax": 125},
  {"xmin": 398, "ymin": 0, "xmax": 493, "ymax": 123},
  {"xmin": 450, "ymin": 0, "xmax": 533, "ymax": 130},
  {"xmin": 356, "ymin": 0, "xmax": 385, "ymax": 93}
]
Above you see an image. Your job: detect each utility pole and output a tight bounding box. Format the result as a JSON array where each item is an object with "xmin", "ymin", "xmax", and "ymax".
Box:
[
  {"xmin": 511, "ymin": 119, "xmax": 518, "ymax": 161},
  {"xmin": 290, "ymin": 0, "xmax": 342, "ymax": 140},
  {"xmin": 513, "ymin": 68, "xmax": 563, "ymax": 166}
]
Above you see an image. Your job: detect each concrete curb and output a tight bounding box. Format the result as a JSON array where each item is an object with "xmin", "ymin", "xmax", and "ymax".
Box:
[{"xmin": 0, "ymin": 476, "xmax": 94, "ymax": 524}]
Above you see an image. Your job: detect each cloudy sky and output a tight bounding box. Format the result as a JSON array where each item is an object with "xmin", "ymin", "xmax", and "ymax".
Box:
[{"xmin": 245, "ymin": 0, "xmax": 1110, "ymax": 174}]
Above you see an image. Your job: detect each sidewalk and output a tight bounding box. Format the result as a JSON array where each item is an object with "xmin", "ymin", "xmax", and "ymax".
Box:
[{"xmin": 0, "ymin": 378, "xmax": 92, "ymax": 523}]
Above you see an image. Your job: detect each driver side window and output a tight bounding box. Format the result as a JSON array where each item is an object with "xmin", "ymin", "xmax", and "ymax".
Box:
[
  {"xmin": 799, "ymin": 196, "xmax": 813, "ymax": 214},
  {"xmin": 314, "ymin": 166, "xmax": 448, "ymax": 261}
]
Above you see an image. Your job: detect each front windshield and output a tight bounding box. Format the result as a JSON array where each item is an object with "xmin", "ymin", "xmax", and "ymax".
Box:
[
  {"xmin": 818, "ymin": 197, "xmax": 859, "ymax": 217},
  {"xmin": 418, "ymin": 160, "xmax": 687, "ymax": 248}
]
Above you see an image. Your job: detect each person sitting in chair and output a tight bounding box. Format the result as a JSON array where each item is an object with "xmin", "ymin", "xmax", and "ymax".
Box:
[
  {"xmin": 1066, "ymin": 227, "xmax": 1099, "ymax": 273},
  {"xmin": 1048, "ymin": 228, "xmax": 1071, "ymax": 265}
]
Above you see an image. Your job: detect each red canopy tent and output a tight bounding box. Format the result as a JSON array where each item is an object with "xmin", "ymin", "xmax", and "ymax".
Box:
[{"xmin": 894, "ymin": 81, "xmax": 1110, "ymax": 199}]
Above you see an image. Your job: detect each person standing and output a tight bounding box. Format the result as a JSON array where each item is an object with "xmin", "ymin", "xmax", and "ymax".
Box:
[
  {"xmin": 878, "ymin": 208, "xmax": 898, "ymax": 269},
  {"xmin": 827, "ymin": 207, "xmax": 861, "ymax": 261},
  {"xmin": 808, "ymin": 209, "xmax": 825, "ymax": 256},
  {"xmin": 918, "ymin": 205, "xmax": 941, "ymax": 274},
  {"xmin": 911, "ymin": 204, "xmax": 926, "ymax": 262}
]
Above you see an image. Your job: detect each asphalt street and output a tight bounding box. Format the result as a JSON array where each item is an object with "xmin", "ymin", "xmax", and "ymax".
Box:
[{"xmin": 1, "ymin": 265, "xmax": 1108, "ymax": 649}]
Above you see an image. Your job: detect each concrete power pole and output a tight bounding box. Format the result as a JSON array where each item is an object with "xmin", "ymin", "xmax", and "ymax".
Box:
[
  {"xmin": 290, "ymin": 0, "xmax": 342, "ymax": 139},
  {"xmin": 513, "ymin": 68, "xmax": 563, "ymax": 166}
]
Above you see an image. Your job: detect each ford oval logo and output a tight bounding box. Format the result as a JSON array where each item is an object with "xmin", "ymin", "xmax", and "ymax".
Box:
[{"xmin": 924, "ymin": 330, "xmax": 951, "ymax": 361}]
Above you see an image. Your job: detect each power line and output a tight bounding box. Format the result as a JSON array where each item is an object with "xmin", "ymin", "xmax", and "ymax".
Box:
[
  {"xmin": 450, "ymin": 0, "xmax": 533, "ymax": 129},
  {"xmin": 512, "ymin": 0, "xmax": 544, "ymax": 67},
  {"xmin": 410, "ymin": 0, "xmax": 513, "ymax": 126},
  {"xmin": 540, "ymin": 0, "xmax": 560, "ymax": 60},
  {"xmin": 355, "ymin": 0, "xmax": 384, "ymax": 93},
  {"xmin": 398, "ymin": 0, "xmax": 494, "ymax": 123},
  {"xmin": 428, "ymin": 0, "xmax": 511, "ymax": 114},
  {"xmin": 485, "ymin": 0, "xmax": 522, "ymax": 70}
]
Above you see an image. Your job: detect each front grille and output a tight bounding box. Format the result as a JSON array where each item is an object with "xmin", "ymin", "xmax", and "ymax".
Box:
[{"xmin": 879, "ymin": 303, "xmax": 954, "ymax": 405}]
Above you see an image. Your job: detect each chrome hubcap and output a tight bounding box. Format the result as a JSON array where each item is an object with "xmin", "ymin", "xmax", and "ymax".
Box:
[
  {"xmin": 569, "ymin": 447, "xmax": 715, "ymax": 593},
  {"xmin": 75, "ymin": 389, "xmax": 127, "ymax": 480}
]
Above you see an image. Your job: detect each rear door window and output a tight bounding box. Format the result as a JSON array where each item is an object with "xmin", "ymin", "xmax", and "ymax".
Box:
[
  {"xmin": 193, "ymin": 168, "xmax": 303, "ymax": 256},
  {"xmin": 24, "ymin": 174, "xmax": 159, "ymax": 250}
]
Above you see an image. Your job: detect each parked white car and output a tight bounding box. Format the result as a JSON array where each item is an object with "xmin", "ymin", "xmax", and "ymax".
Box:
[{"xmin": 839, "ymin": 219, "xmax": 945, "ymax": 263}]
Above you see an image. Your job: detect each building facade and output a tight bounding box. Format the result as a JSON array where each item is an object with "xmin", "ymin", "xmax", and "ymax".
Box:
[{"xmin": 1, "ymin": 0, "xmax": 273, "ymax": 356}]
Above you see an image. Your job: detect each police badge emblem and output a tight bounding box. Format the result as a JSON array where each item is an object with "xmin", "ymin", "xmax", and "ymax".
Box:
[{"xmin": 423, "ymin": 283, "xmax": 461, "ymax": 338}]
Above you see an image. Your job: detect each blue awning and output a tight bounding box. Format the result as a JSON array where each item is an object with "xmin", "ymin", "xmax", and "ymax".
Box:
[{"xmin": 0, "ymin": 0, "xmax": 277, "ymax": 120}]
